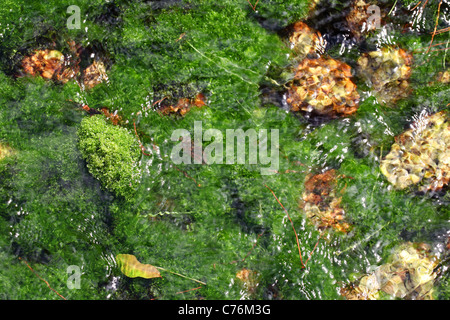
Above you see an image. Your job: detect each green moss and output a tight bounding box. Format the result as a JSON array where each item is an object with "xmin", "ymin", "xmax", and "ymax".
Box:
[
  {"xmin": 0, "ymin": 0, "xmax": 448, "ymax": 300},
  {"xmin": 77, "ymin": 115, "xmax": 141, "ymax": 199}
]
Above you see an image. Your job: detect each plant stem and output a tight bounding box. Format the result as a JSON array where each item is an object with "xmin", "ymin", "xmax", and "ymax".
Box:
[
  {"xmin": 155, "ymin": 266, "xmax": 206, "ymax": 285},
  {"xmin": 388, "ymin": 0, "xmax": 398, "ymax": 16}
]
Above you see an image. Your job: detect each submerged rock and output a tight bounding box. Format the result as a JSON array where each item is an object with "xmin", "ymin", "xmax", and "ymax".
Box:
[
  {"xmin": 341, "ymin": 242, "xmax": 440, "ymax": 300},
  {"xmin": 301, "ymin": 169, "xmax": 351, "ymax": 233},
  {"xmin": 286, "ymin": 56, "xmax": 360, "ymax": 118},
  {"xmin": 77, "ymin": 115, "xmax": 141, "ymax": 199},
  {"xmin": 380, "ymin": 110, "xmax": 449, "ymax": 192},
  {"xmin": 357, "ymin": 46, "xmax": 413, "ymax": 104}
]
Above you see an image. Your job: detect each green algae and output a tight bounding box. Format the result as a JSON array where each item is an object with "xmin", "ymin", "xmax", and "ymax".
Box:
[{"xmin": 0, "ymin": 0, "xmax": 449, "ymax": 300}]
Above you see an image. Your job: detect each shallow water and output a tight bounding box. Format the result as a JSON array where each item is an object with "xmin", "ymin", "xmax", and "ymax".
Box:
[{"xmin": 0, "ymin": 0, "xmax": 449, "ymax": 300}]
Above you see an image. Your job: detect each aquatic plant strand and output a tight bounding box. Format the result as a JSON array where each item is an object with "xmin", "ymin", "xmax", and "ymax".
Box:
[
  {"xmin": 264, "ymin": 184, "xmax": 321, "ymax": 269},
  {"xmin": 18, "ymin": 257, "xmax": 67, "ymax": 300},
  {"xmin": 426, "ymin": 0, "xmax": 444, "ymax": 54},
  {"xmin": 155, "ymin": 266, "xmax": 206, "ymax": 285}
]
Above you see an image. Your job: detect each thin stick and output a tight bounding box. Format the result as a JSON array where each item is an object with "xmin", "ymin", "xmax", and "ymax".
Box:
[
  {"xmin": 230, "ymin": 230, "xmax": 265, "ymax": 264},
  {"xmin": 427, "ymin": 42, "xmax": 449, "ymax": 48},
  {"xmin": 388, "ymin": 0, "xmax": 398, "ymax": 16},
  {"xmin": 247, "ymin": 0, "xmax": 259, "ymax": 11},
  {"xmin": 18, "ymin": 257, "xmax": 67, "ymax": 300},
  {"xmin": 410, "ymin": 1, "xmax": 421, "ymax": 11},
  {"xmin": 264, "ymin": 184, "xmax": 306, "ymax": 268},
  {"xmin": 426, "ymin": 0, "xmax": 443, "ymax": 54},
  {"xmin": 176, "ymin": 286, "xmax": 202, "ymax": 294},
  {"xmin": 173, "ymin": 165, "xmax": 201, "ymax": 187},
  {"xmin": 155, "ymin": 266, "xmax": 206, "ymax": 285},
  {"xmin": 304, "ymin": 235, "xmax": 321, "ymax": 266},
  {"xmin": 435, "ymin": 27, "xmax": 450, "ymax": 35}
]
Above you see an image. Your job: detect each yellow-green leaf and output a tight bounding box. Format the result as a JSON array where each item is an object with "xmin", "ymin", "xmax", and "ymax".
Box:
[{"xmin": 116, "ymin": 254, "xmax": 161, "ymax": 279}]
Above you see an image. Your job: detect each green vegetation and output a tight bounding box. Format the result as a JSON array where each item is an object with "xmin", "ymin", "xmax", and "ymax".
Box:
[
  {"xmin": 78, "ymin": 115, "xmax": 141, "ymax": 199},
  {"xmin": 0, "ymin": 0, "xmax": 448, "ymax": 300}
]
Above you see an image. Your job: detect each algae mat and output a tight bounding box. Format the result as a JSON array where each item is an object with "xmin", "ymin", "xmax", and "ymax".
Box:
[{"xmin": 0, "ymin": 0, "xmax": 448, "ymax": 300}]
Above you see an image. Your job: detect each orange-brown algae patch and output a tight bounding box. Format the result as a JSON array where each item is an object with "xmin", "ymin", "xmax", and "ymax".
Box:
[
  {"xmin": 82, "ymin": 60, "xmax": 108, "ymax": 90},
  {"xmin": 301, "ymin": 169, "xmax": 351, "ymax": 233},
  {"xmin": 20, "ymin": 49, "xmax": 66, "ymax": 80},
  {"xmin": 20, "ymin": 44, "xmax": 108, "ymax": 90},
  {"xmin": 80, "ymin": 104, "xmax": 121, "ymax": 125},
  {"xmin": 157, "ymin": 93, "xmax": 207, "ymax": 116},
  {"xmin": 288, "ymin": 21, "xmax": 324, "ymax": 59},
  {"xmin": 346, "ymin": 0, "xmax": 386, "ymax": 40},
  {"xmin": 286, "ymin": 57, "xmax": 360, "ymax": 118}
]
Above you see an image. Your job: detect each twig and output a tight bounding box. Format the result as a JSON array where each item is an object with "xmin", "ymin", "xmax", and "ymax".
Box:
[
  {"xmin": 410, "ymin": 1, "xmax": 422, "ymax": 11},
  {"xmin": 426, "ymin": 0, "xmax": 443, "ymax": 54},
  {"xmin": 388, "ymin": 0, "xmax": 398, "ymax": 16},
  {"xmin": 173, "ymin": 165, "xmax": 201, "ymax": 187},
  {"xmin": 18, "ymin": 257, "xmax": 67, "ymax": 300},
  {"xmin": 435, "ymin": 27, "xmax": 450, "ymax": 35},
  {"xmin": 264, "ymin": 184, "xmax": 306, "ymax": 268},
  {"xmin": 304, "ymin": 235, "xmax": 322, "ymax": 266},
  {"xmin": 247, "ymin": 0, "xmax": 259, "ymax": 11},
  {"xmin": 230, "ymin": 230, "xmax": 265, "ymax": 264},
  {"xmin": 176, "ymin": 286, "xmax": 202, "ymax": 294}
]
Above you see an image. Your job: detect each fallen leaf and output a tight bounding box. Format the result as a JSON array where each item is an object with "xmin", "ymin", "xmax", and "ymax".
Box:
[{"xmin": 116, "ymin": 254, "xmax": 161, "ymax": 279}]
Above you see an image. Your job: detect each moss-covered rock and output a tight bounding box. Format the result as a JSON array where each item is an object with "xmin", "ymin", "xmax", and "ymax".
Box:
[{"xmin": 77, "ymin": 115, "xmax": 141, "ymax": 199}]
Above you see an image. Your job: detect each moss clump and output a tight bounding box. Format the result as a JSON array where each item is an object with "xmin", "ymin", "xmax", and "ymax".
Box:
[{"xmin": 77, "ymin": 115, "xmax": 141, "ymax": 199}]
